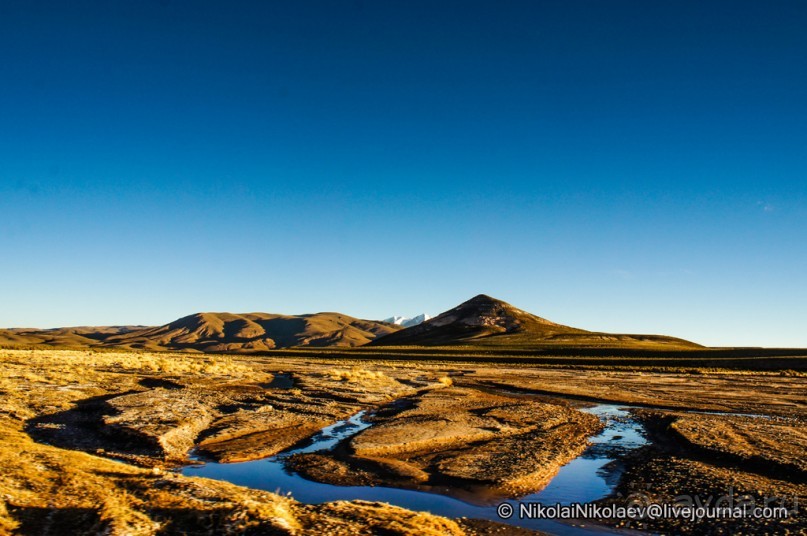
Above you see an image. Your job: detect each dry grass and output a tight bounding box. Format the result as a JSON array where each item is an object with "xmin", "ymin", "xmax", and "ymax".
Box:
[
  {"xmin": 330, "ymin": 367, "xmax": 389, "ymax": 382},
  {"xmin": 0, "ymin": 349, "xmax": 470, "ymax": 535},
  {"xmin": 669, "ymin": 413, "xmax": 807, "ymax": 474},
  {"xmin": 7, "ymin": 348, "xmax": 254, "ymax": 376},
  {"xmin": 436, "ymin": 375, "xmax": 454, "ymax": 387}
]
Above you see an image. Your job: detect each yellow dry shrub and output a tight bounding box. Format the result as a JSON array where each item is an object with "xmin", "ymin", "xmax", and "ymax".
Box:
[
  {"xmin": 0, "ymin": 500, "xmax": 19, "ymax": 534},
  {"xmin": 436, "ymin": 376, "xmax": 453, "ymax": 387},
  {"xmin": 105, "ymin": 352, "xmax": 253, "ymax": 377},
  {"xmin": 330, "ymin": 368, "xmax": 388, "ymax": 383},
  {"xmin": 224, "ymin": 497, "xmax": 301, "ymax": 533}
]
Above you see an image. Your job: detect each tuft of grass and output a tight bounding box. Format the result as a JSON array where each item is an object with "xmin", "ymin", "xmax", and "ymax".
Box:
[
  {"xmin": 224, "ymin": 497, "xmax": 302, "ymax": 533},
  {"xmin": 436, "ymin": 376, "xmax": 453, "ymax": 387}
]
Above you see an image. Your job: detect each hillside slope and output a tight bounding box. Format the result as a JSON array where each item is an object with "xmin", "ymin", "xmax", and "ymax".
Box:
[
  {"xmin": 0, "ymin": 313, "xmax": 400, "ymax": 352},
  {"xmin": 0, "ymin": 326, "xmax": 146, "ymax": 348},
  {"xmin": 369, "ymin": 294, "xmax": 701, "ymax": 349}
]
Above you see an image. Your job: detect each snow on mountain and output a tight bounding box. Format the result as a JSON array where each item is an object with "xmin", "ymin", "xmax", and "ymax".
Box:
[
  {"xmin": 383, "ymin": 314, "xmax": 432, "ymax": 328},
  {"xmin": 403, "ymin": 313, "xmax": 431, "ymax": 327}
]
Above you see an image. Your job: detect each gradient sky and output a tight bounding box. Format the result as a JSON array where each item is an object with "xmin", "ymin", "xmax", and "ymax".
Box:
[{"xmin": 1, "ymin": 1, "xmax": 806, "ymax": 347}]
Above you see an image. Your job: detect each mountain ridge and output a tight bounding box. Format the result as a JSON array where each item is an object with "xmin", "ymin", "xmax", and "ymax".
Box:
[
  {"xmin": 0, "ymin": 295, "xmax": 702, "ymax": 352},
  {"xmin": 0, "ymin": 312, "xmax": 400, "ymax": 352}
]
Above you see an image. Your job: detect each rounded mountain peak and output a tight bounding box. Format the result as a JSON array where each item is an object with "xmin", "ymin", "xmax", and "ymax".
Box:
[
  {"xmin": 368, "ymin": 294, "xmax": 576, "ymax": 346},
  {"xmin": 434, "ymin": 294, "xmax": 546, "ymax": 330},
  {"xmin": 464, "ymin": 294, "xmax": 499, "ymax": 304}
]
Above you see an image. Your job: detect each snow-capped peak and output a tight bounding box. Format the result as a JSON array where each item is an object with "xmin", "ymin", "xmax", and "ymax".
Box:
[{"xmin": 383, "ymin": 314, "xmax": 432, "ymax": 328}]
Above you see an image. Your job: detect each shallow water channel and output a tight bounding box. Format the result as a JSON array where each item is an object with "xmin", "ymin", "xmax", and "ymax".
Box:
[{"xmin": 183, "ymin": 401, "xmax": 647, "ymax": 535}]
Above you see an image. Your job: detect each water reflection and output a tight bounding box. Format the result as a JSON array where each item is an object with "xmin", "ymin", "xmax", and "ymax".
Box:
[{"xmin": 183, "ymin": 404, "xmax": 646, "ymax": 535}]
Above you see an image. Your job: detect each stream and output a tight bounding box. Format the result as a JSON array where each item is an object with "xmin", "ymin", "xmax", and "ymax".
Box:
[{"xmin": 183, "ymin": 402, "xmax": 647, "ymax": 535}]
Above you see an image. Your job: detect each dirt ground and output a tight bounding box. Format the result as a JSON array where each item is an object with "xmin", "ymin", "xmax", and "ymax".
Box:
[
  {"xmin": 1, "ymin": 348, "xmax": 804, "ymax": 535},
  {"xmin": 460, "ymin": 367, "xmax": 806, "ymax": 535},
  {"xmin": 463, "ymin": 366, "xmax": 807, "ymax": 417}
]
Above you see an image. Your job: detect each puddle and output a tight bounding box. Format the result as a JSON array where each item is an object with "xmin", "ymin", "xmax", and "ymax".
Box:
[
  {"xmin": 531, "ymin": 405, "xmax": 647, "ymax": 507},
  {"xmin": 264, "ymin": 373, "xmax": 295, "ymax": 389},
  {"xmin": 183, "ymin": 404, "xmax": 646, "ymax": 535}
]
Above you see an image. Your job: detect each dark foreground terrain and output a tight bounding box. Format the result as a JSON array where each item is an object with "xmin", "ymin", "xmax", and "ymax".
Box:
[{"xmin": 0, "ymin": 348, "xmax": 804, "ymax": 535}]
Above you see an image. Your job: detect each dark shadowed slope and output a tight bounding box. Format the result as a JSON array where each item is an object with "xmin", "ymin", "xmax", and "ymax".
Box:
[
  {"xmin": 369, "ymin": 294, "xmax": 702, "ymax": 349},
  {"xmin": 108, "ymin": 312, "xmax": 400, "ymax": 352}
]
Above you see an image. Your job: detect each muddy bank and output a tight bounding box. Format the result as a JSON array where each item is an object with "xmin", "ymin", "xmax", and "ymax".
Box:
[
  {"xmin": 186, "ymin": 403, "xmax": 644, "ymax": 535},
  {"xmin": 593, "ymin": 409, "xmax": 807, "ymax": 535},
  {"xmin": 288, "ymin": 386, "xmax": 602, "ymax": 497},
  {"xmin": 662, "ymin": 412, "xmax": 807, "ymax": 480}
]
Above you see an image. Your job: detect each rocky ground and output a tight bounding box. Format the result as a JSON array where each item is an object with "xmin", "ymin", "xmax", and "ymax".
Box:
[
  {"xmin": 595, "ymin": 410, "xmax": 806, "ymax": 535},
  {"xmin": 457, "ymin": 367, "xmax": 806, "ymax": 534}
]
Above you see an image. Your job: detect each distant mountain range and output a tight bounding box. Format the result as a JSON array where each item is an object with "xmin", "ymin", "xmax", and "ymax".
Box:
[
  {"xmin": 0, "ymin": 294, "xmax": 701, "ymax": 352},
  {"xmin": 382, "ymin": 314, "xmax": 432, "ymax": 328},
  {"xmin": 0, "ymin": 313, "xmax": 400, "ymax": 352}
]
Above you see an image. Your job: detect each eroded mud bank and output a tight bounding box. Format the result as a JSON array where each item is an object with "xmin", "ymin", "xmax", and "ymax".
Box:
[
  {"xmin": 28, "ymin": 364, "xmax": 456, "ymax": 467},
  {"xmin": 186, "ymin": 401, "xmax": 644, "ymax": 536},
  {"xmin": 288, "ymin": 386, "xmax": 602, "ymax": 497},
  {"xmin": 593, "ymin": 409, "xmax": 807, "ymax": 535}
]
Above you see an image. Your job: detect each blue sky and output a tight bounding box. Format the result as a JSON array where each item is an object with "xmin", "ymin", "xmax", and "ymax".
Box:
[{"xmin": 1, "ymin": 1, "xmax": 805, "ymax": 346}]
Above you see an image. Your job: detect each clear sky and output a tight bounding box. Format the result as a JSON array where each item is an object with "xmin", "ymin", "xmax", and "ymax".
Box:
[{"xmin": 1, "ymin": 1, "xmax": 805, "ymax": 347}]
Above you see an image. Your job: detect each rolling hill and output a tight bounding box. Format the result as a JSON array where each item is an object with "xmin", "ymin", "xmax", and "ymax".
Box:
[
  {"xmin": 369, "ymin": 294, "xmax": 702, "ymax": 349},
  {"xmin": 0, "ymin": 326, "xmax": 147, "ymax": 348},
  {"xmin": 0, "ymin": 313, "xmax": 400, "ymax": 352}
]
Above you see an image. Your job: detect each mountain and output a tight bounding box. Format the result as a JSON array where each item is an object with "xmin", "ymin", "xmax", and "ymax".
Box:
[
  {"xmin": 369, "ymin": 294, "xmax": 701, "ymax": 349},
  {"xmin": 0, "ymin": 297, "xmax": 701, "ymax": 352},
  {"xmin": 0, "ymin": 313, "xmax": 400, "ymax": 353},
  {"xmin": 382, "ymin": 313, "xmax": 432, "ymax": 328}
]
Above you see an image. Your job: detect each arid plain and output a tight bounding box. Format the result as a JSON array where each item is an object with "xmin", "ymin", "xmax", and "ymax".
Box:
[{"xmin": 1, "ymin": 296, "xmax": 805, "ymax": 535}]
